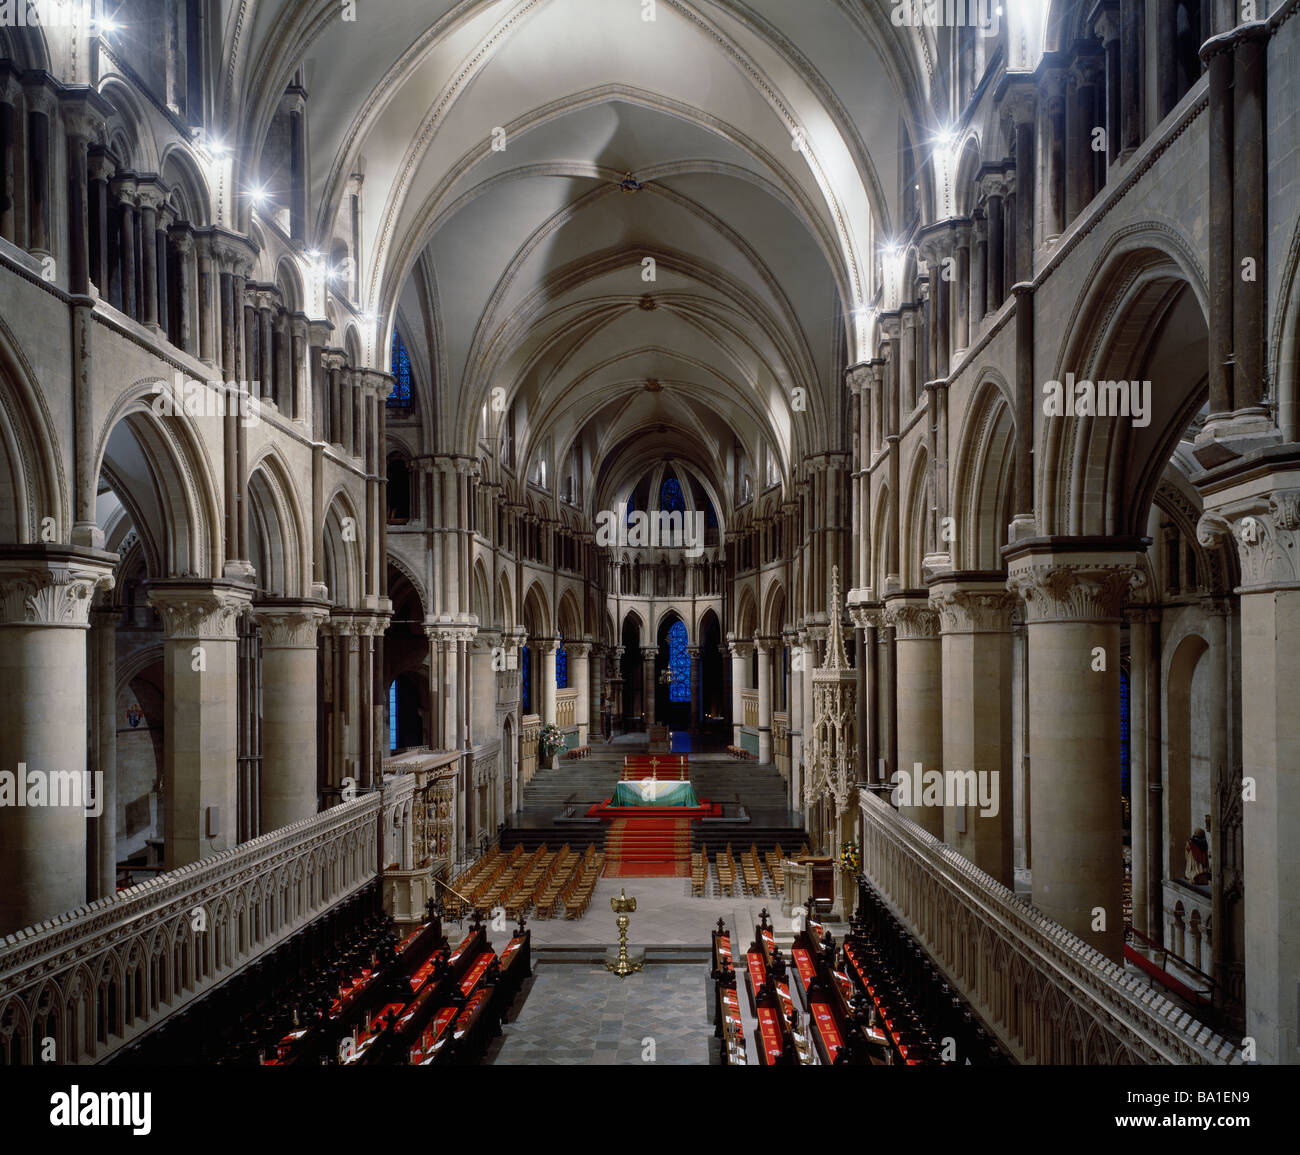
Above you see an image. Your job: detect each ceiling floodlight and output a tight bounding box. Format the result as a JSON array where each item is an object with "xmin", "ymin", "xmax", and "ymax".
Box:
[
  {"xmin": 246, "ymin": 186, "xmax": 269, "ymax": 208},
  {"xmin": 95, "ymin": 16, "xmax": 123, "ymax": 34},
  {"xmin": 934, "ymin": 126, "xmax": 958, "ymax": 153}
]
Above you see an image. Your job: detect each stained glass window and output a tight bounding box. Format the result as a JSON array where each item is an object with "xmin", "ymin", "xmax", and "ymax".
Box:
[
  {"xmin": 704, "ymin": 497, "xmax": 718, "ymax": 528},
  {"xmin": 668, "ymin": 619, "xmax": 690, "ymax": 703},
  {"xmin": 626, "ymin": 492, "xmax": 636, "ymax": 525},
  {"xmin": 659, "ymin": 475, "xmax": 685, "ymax": 514},
  {"xmin": 389, "ymin": 331, "xmax": 412, "ymax": 407},
  {"xmin": 556, "ymin": 647, "xmax": 568, "ymax": 690},
  {"xmin": 388, "ymin": 681, "xmax": 398, "ymax": 752},
  {"xmin": 521, "ymin": 646, "xmax": 532, "ymax": 714}
]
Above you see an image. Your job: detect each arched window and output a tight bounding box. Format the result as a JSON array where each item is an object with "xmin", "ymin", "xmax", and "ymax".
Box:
[
  {"xmin": 625, "ymin": 492, "xmax": 637, "ymax": 525},
  {"xmin": 668, "ymin": 620, "xmax": 690, "ymax": 703},
  {"xmin": 521, "ymin": 646, "xmax": 532, "ymax": 714},
  {"xmin": 389, "ymin": 331, "xmax": 412, "ymax": 407},
  {"xmin": 659, "ymin": 474, "xmax": 685, "ymax": 514},
  {"xmin": 555, "ymin": 646, "xmax": 568, "ymax": 690}
]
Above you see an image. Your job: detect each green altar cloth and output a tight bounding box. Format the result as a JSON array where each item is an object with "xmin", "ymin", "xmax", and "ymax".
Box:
[{"xmin": 611, "ymin": 779, "xmax": 699, "ymax": 807}]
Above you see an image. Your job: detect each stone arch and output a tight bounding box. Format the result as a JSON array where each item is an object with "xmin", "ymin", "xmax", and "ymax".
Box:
[
  {"xmin": 951, "ymin": 374, "xmax": 1016, "ymax": 571},
  {"xmin": 95, "ymin": 386, "xmax": 223, "ymax": 579},
  {"xmin": 159, "ymin": 144, "xmax": 213, "ymax": 227},
  {"xmin": 471, "ymin": 555, "xmax": 493, "ymax": 627},
  {"xmin": 247, "ymin": 448, "xmax": 308, "ymax": 597},
  {"xmin": 761, "ymin": 576, "xmax": 786, "ymax": 639},
  {"xmin": 556, "ymin": 587, "xmax": 583, "ymax": 641},
  {"xmin": 521, "ymin": 578, "xmax": 551, "ymax": 637},
  {"xmin": 735, "ymin": 583, "xmax": 758, "ymax": 639},
  {"xmin": 1041, "ymin": 232, "xmax": 1209, "ymax": 537},
  {"xmin": 1164, "ymin": 631, "xmax": 1210, "ymax": 883},
  {"xmin": 0, "ymin": 316, "xmax": 67, "ymax": 543},
  {"xmin": 321, "ymin": 490, "xmax": 363, "ymax": 607},
  {"xmin": 902, "ymin": 445, "xmax": 931, "ymax": 588}
]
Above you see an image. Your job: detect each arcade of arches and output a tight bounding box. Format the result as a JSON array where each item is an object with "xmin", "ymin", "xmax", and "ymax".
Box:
[{"xmin": 0, "ymin": 0, "xmax": 1296, "ymax": 1068}]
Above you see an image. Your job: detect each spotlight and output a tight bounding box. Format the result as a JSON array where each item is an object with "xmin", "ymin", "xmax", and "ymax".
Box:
[{"xmin": 246, "ymin": 186, "xmax": 269, "ymax": 208}]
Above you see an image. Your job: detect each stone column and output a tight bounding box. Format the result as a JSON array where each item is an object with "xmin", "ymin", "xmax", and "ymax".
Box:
[
  {"xmin": 1231, "ymin": 27, "xmax": 1266, "ymax": 416},
  {"xmin": 257, "ymin": 294, "xmax": 274, "ymax": 403},
  {"xmin": 88, "ymin": 145, "xmax": 113, "ymax": 295},
  {"xmin": 147, "ymin": 580, "xmax": 254, "ymax": 869},
  {"xmin": 930, "ymin": 578, "xmax": 1017, "ymax": 886},
  {"xmin": 0, "ymin": 69, "xmax": 18, "ymax": 245},
  {"xmin": 1126, "ymin": 607, "xmax": 1154, "ymax": 939},
  {"xmin": 111, "ymin": 176, "xmax": 137, "ymax": 319},
  {"xmin": 1005, "ymin": 541, "xmax": 1141, "ymax": 960},
  {"xmin": 953, "ymin": 221, "xmax": 971, "ymax": 355},
  {"xmin": 252, "ymin": 600, "xmax": 329, "ymax": 830},
  {"xmin": 195, "ymin": 231, "xmax": 217, "ymax": 367},
  {"xmin": 1119, "ymin": 0, "xmax": 1144, "ymax": 157},
  {"xmin": 541, "ymin": 638, "xmax": 558, "ymax": 725},
  {"xmin": 641, "ymin": 645, "xmax": 657, "ymax": 727},
  {"xmin": 882, "ymin": 594, "xmax": 943, "ymax": 838},
  {"xmin": 1040, "ymin": 70, "xmax": 1067, "ymax": 244},
  {"xmin": 290, "ymin": 314, "xmax": 309, "ymax": 422},
  {"xmin": 687, "ymin": 645, "xmax": 703, "ymax": 733},
  {"xmin": 571, "ymin": 640, "xmax": 591, "ymax": 745},
  {"xmin": 728, "ymin": 638, "xmax": 751, "ymax": 746},
  {"xmin": 22, "ymin": 77, "xmax": 53, "ymax": 257},
  {"xmin": 1196, "ymin": 462, "xmax": 1300, "ymax": 1063},
  {"xmin": 88, "ymin": 606, "xmax": 118, "ymax": 901},
  {"xmin": 756, "ymin": 638, "xmax": 773, "ymax": 763},
  {"xmin": 425, "ymin": 627, "xmax": 445, "ymax": 751},
  {"xmin": 137, "ymin": 183, "xmax": 163, "ymax": 330},
  {"xmin": 984, "ymin": 178, "xmax": 1005, "ymax": 311},
  {"xmin": 1067, "ymin": 55, "xmax": 1101, "ymax": 222},
  {"xmin": 61, "ymin": 93, "xmax": 106, "ymax": 296},
  {"xmin": 969, "ymin": 211, "xmax": 986, "ymax": 337},
  {"xmin": 1006, "ymin": 90, "xmax": 1037, "ymax": 278},
  {"xmin": 169, "ymin": 224, "xmax": 195, "ymax": 355},
  {"xmin": 0, "ymin": 549, "xmax": 115, "ymax": 936}
]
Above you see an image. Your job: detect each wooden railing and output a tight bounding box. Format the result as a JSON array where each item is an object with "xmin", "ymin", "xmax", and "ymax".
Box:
[{"xmin": 858, "ymin": 789, "xmax": 1239, "ymax": 1065}]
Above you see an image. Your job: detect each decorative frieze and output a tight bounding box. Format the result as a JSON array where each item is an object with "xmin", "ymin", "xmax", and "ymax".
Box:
[{"xmin": 1004, "ymin": 547, "xmax": 1142, "ymax": 623}]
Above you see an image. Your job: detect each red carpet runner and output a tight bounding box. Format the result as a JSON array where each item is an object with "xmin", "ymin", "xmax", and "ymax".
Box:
[{"xmin": 603, "ymin": 817, "xmax": 692, "ymax": 878}]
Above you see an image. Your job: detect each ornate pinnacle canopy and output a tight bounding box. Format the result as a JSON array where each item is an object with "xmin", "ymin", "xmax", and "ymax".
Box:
[{"xmin": 817, "ymin": 564, "xmax": 851, "ymax": 674}]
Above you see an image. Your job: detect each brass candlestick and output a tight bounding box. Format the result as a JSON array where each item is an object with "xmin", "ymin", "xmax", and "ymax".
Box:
[{"xmin": 606, "ymin": 888, "xmax": 643, "ymax": 978}]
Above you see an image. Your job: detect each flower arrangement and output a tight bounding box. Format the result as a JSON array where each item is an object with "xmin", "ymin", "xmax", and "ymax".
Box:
[
  {"xmin": 839, "ymin": 840, "xmax": 861, "ymax": 873},
  {"xmin": 538, "ymin": 722, "xmax": 566, "ymax": 759}
]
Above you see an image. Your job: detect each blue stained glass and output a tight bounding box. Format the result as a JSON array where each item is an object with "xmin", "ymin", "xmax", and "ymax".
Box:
[
  {"xmin": 389, "ymin": 331, "xmax": 412, "ymax": 407},
  {"xmin": 626, "ymin": 493, "xmax": 636, "ymax": 525},
  {"xmin": 556, "ymin": 647, "xmax": 568, "ymax": 690},
  {"xmin": 668, "ymin": 620, "xmax": 690, "ymax": 703},
  {"xmin": 704, "ymin": 497, "xmax": 718, "ymax": 528},
  {"xmin": 521, "ymin": 646, "xmax": 532, "ymax": 714},
  {"xmin": 388, "ymin": 681, "xmax": 397, "ymax": 752},
  {"xmin": 660, "ymin": 476, "xmax": 685, "ymax": 514}
]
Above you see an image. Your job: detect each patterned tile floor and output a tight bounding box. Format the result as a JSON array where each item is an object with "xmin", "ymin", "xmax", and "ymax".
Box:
[{"xmin": 484, "ymin": 962, "xmax": 718, "ymax": 1065}]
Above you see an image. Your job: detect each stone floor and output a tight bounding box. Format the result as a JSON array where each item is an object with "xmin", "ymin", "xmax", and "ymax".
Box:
[{"xmin": 484, "ymin": 962, "xmax": 717, "ymax": 1065}]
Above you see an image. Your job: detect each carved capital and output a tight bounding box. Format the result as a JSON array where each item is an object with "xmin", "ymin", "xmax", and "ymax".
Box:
[
  {"xmin": 148, "ymin": 580, "xmax": 253, "ymax": 640},
  {"xmin": 1197, "ymin": 488, "xmax": 1300, "ymax": 591},
  {"xmin": 1005, "ymin": 552, "xmax": 1140, "ymax": 623},
  {"xmin": 253, "ymin": 600, "xmax": 330, "ymax": 648},
  {"xmin": 881, "ymin": 596, "xmax": 940, "ymax": 640},
  {"xmin": 0, "ymin": 549, "xmax": 116, "ymax": 629},
  {"xmin": 929, "ymin": 583, "xmax": 1017, "ymax": 634}
]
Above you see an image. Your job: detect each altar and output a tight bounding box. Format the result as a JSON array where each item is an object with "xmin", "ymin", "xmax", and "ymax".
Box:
[{"xmin": 610, "ymin": 778, "xmax": 700, "ymax": 807}]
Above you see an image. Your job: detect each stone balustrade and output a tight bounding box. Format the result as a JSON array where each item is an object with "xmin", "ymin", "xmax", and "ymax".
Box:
[
  {"xmin": 0, "ymin": 786, "xmax": 396, "ymax": 1065},
  {"xmin": 858, "ymin": 789, "xmax": 1239, "ymax": 1065}
]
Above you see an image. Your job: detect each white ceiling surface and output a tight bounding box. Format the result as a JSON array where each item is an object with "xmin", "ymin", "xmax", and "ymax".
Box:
[{"xmin": 229, "ymin": 0, "xmax": 915, "ymax": 509}]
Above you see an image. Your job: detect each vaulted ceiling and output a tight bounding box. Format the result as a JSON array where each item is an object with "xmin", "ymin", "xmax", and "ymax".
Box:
[{"xmin": 225, "ymin": 0, "xmax": 944, "ymax": 520}]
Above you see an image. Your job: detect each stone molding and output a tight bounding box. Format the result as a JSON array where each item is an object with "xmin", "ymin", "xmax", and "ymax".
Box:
[{"xmin": 929, "ymin": 580, "xmax": 1017, "ymax": 634}]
